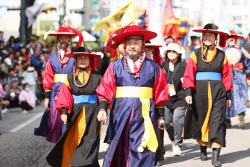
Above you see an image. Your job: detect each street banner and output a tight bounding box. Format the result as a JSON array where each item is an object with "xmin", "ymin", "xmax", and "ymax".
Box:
[{"xmin": 93, "ymin": 0, "xmax": 135, "ymax": 43}]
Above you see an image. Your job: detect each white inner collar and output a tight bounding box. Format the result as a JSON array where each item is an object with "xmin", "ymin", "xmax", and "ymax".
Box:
[
  {"xmin": 126, "ymin": 53, "xmax": 145, "ymax": 72},
  {"xmin": 60, "ymin": 46, "xmax": 71, "ymax": 58}
]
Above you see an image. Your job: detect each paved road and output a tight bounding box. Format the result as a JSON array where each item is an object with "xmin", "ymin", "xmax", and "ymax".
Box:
[{"xmin": 0, "ymin": 104, "xmax": 249, "ymax": 167}]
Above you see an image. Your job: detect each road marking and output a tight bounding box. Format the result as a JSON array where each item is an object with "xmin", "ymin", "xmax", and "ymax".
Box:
[{"xmin": 9, "ymin": 113, "xmax": 43, "ymax": 133}]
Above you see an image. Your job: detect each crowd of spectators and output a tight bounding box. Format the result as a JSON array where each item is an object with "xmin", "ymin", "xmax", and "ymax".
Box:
[{"xmin": 0, "ymin": 31, "xmax": 55, "ymax": 115}]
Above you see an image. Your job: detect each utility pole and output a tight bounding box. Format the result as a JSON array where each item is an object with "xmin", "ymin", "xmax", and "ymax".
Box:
[
  {"xmin": 59, "ymin": 0, "xmax": 66, "ymax": 27},
  {"xmin": 20, "ymin": 0, "xmax": 26, "ymax": 45},
  {"xmin": 83, "ymin": 0, "xmax": 91, "ymax": 31}
]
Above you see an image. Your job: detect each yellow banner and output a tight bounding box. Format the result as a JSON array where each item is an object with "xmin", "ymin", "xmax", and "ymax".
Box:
[{"xmin": 93, "ymin": 0, "xmax": 135, "ymax": 43}]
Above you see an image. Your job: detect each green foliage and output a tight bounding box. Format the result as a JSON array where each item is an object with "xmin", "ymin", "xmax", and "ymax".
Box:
[{"xmin": 85, "ymin": 42, "xmax": 100, "ymax": 49}]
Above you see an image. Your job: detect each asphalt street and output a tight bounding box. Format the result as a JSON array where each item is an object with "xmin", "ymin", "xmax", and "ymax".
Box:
[{"xmin": 0, "ymin": 104, "xmax": 249, "ymax": 167}]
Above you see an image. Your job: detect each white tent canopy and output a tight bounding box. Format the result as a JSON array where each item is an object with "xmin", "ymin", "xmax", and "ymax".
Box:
[{"xmin": 72, "ymin": 31, "xmax": 96, "ymax": 42}]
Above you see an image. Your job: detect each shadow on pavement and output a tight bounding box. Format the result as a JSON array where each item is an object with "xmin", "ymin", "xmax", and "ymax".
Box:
[
  {"xmin": 220, "ymin": 148, "xmax": 250, "ymax": 164},
  {"xmin": 161, "ymin": 142, "xmax": 202, "ymax": 165},
  {"xmin": 230, "ymin": 122, "xmax": 250, "ymax": 130}
]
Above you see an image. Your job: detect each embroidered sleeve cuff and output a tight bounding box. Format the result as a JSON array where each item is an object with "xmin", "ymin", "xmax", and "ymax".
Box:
[
  {"xmin": 156, "ymin": 107, "xmax": 164, "ymax": 119},
  {"xmin": 226, "ymin": 90, "xmax": 231, "ymax": 100},
  {"xmin": 98, "ymin": 98, "xmax": 109, "ymax": 114},
  {"xmin": 61, "ymin": 108, "xmax": 67, "ymax": 115}
]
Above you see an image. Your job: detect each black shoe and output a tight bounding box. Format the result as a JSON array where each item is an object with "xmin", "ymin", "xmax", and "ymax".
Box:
[
  {"xmin": 212, "ymin": 148, "xmax": 222, "ymax": 167},
  {"xmin": 200, "ymin": 146, "xmax": 207, "ymax": 161},
  {"xmin": 155, "ymin": 160, "xmax": 162, "ymax": 166},
  {"xmin": 225, "ymin": 118, "xmax": 231, "ymax": 129}
]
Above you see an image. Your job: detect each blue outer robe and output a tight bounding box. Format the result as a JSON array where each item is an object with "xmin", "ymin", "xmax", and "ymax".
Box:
[
  {"xmin": 96, "ymin": 57, "xmax": 169, "ymax": 167},
  {"xmin": 225, "ymin": 45, "xmax": 250, "ymax": 118},
  {"xmin": 34, "ymin": 51, "xmax": 74, "ymax": 142}
]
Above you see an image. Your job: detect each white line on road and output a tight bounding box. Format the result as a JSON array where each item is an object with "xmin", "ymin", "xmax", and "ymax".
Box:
[{"xmin": 9, "ymin": 113, "xmax": 43, "ymax": 133}]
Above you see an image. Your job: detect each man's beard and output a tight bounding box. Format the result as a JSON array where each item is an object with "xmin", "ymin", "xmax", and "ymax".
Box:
[
  {"xmin": 59, "ymin": 42, "xmax": 69, "ymax": 50},
  {"xmin": 126, "ymin": 51, "xmax": 141, "ymax": 61}
]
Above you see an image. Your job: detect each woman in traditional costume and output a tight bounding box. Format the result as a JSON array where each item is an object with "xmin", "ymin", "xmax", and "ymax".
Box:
[
  {"xmin": 224, "ymin": 29, "xmax": 250, "ymax": 129},
  {"xmin": 46, "ymin": 41, "xmax": 102, "ymax": 167},
  {"xmin": 182, "ymin": 22, "xmax": 233, "ymax": 167}
]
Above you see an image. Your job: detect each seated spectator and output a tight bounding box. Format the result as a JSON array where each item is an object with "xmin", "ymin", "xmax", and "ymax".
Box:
[
  {"xmin": 4, "ymin": 52, "xmax": 14, "ymax": 68},
  {"xmin": 26, "ymin": 40, "xmax": 36, "ymax": 55},
  {"xmin": 19, "ymin": 83, "xmax": 35, "ymax": 114},
  {"xmin": 0, "ymin": 83, "xmax": 10, "ymax": 113},
  {"xmin": 0, "ymin": 63, "xmax": 5, "ymax": 77},
  {"xmin": 4, "ymin": 77, "xmax": 22, "ymax": 108},
  {"xmin": 1, "ymin": 61, "xmax": 9, "ymax": 74},
  {"xmin": 41, "ymin": 48, "xmax": 49, "ymax": 64},
  {"xmin": 30, "ymin": 47, "xmax": 43, "ymax": 75},
  {"xmin": 30, "ymin": 34, "xmax": 36, "ymax": 40},
  {"xmin": 0, "ymin": 41, "xmax": 5, "ymax": 50},
  {"xmin": 3, "ymin": 68, "xmax": 17, "ymax": 84},
  {"xmin": 20, "ymin": 47, "xmax": 30, "ymax": 62},
  {"xmin": 21, "ymin": 60, "xmax": 28, "ymax": 72},
  {"xmin": 14, "ymin": 63, "xmax": 22, "ymax": 78},
  {"xmin": 13, "ymin": 57, "xmax": 19, "ymax": 65},
  {"xmin": 3, "ymin": 83, "xmax": 9, "ymax": 93},
  {"xmin": 13, "ymin": 37, "xmax": 21, "ymax": 50},
  {"xmin": 22, "ymin": 65, "xmax": 37, "ymax": 101},
  {"xmin": 6, "ymin": 36, "xmax": 15, "ymax": 48},
  {"xmin": 0, "ymin": 31, "xmax": 5, "ymax": 43},
  {"xmin": 0, "ymin": 82, "xmax": 4, "ymax": 98},
  {"xmin": 36, "ymin": 36, "xmax": 42, "ymax": 50}
]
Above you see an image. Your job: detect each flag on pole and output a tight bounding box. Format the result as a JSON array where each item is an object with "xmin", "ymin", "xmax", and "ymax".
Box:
[
  {"xmin": 93, "ymin": 0, "xmax": 135, "ymax": 43},
  {"xmin": 161, "ymin": 0, "xmax": 173, "ymax": 32}
]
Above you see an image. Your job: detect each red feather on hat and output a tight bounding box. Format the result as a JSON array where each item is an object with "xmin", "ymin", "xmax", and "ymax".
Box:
[
  {"xmin": 219, "ymin": 34, "xmax": 227, "ymax": 48},
  {"xmin": 66, "ymin": 26, "xmax": 84, "ymax": 47},
  {"xmin": 105, "ymin": 21, "xmax": 134, "ymax": 53},
  {"xmin": 153, "ymin": 48, "xmax": 163, "ymax": 65}
]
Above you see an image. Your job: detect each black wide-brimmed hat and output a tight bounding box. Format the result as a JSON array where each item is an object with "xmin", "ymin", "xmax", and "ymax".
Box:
[
  {"xmin": 65, "ymin": 46, "xmax": 101, "ymax": 59},
  {"xmin": 192, "ymin": 22, "xmax": 228, "ymax": 47},
  {"xmin": 193, "ymin": 22, "xmax": 227, "ymax": 35}
]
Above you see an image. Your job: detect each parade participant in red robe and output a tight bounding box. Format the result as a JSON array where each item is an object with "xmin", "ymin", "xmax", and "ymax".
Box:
[
  {"xmin": 96, "ymin": 25, "xmax": 169, "ymax": 167},
  {"xmin": 34, "ymin": 24, "xmax": 82, "ymax": 143}
]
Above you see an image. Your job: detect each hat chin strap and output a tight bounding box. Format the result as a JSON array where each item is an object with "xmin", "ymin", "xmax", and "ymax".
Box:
[
  {"xmin": 204, "ymin": 45, "xmax": 209, "ymax": 58},
  {"xmin": 74, "ymin": 66, "xmax": 88, "ymax": 78}
]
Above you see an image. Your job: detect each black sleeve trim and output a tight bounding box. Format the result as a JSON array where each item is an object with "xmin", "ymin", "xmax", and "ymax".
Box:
[
  {"xmin": 45, "ymin": 91, "xmax": 51, "ymax": 99},
  {"xmin": 226, "ymin": 90, "xmax": 231, "ymax": 100},
  {"xmin": 61, "ymin": 108, "xmax": 67, "ymax": 115},
  {"xmin": 98, "ymin": 99, "xmax": 109, "ymax": 114},
  {"xmin": 156, "ymin": 107, "xmax": 164, "ymax": 119},
  {"xmin": 186, "ymin": 88, "xmax": 192, "ymax": 97}
]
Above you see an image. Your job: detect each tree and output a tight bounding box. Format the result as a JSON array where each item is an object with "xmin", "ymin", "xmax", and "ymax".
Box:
[{"xmin": 19, "ymin": 0, "xmax": 35, "ymax": 44}]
